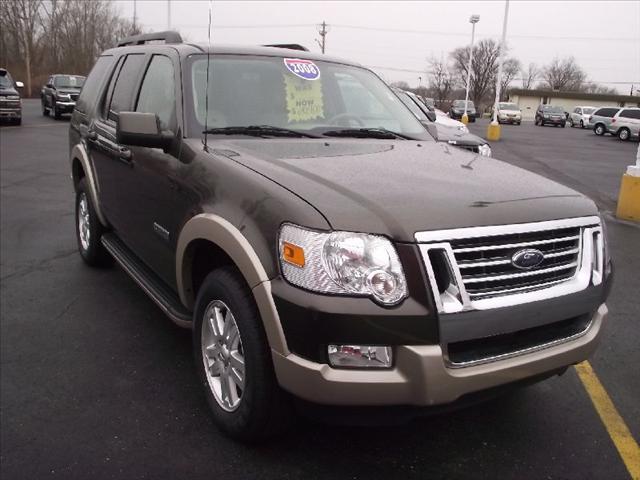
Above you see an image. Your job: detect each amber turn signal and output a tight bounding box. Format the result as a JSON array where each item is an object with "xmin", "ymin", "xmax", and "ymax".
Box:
[{"xmin": 282, "ymin": 242, "xmax": 305, "ymax": 267}]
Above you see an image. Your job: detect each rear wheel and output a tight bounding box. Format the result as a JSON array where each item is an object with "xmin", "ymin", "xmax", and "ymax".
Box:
[
  {"xmin": 569, "ymin": 118, "xmax": 574, "ymax": 127},
  {"xmin": 618, "ymin": 128, "xmax": 630, "ymax": 141},
  {"xmin": 580, "ymin": 120, "xmax": 584, "ymax": 128},
  {"xmin": 594, "ymin": 124, "xmax": 605, "ymax": 136},
  {"xmin": 75, "ymin": 178, "xmax": 111, "ymax": 266},
  {"xmin": 194, "ymin": 267, "xmax": 292, "ymax": 442}
]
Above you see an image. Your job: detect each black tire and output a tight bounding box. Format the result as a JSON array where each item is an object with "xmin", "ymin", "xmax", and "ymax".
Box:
[
  {"xmin": 594, "ymin": 124, "xmax": 605, "ymax": 136},
  {"xmin": 42, "ymin": 100, "xmax": 48, "ymax": 116},
  {"xmin": 193, "ymin": 267, "xmax": 292, "ymax": 442},
  {"xmin": 618, "ymin": 128, "xmax": 630, "ymax": 141},
  {"xmin": 580, "ymin": 120, "xmax": 584, "ymax": 128},
  {"xmin": 13, "ymin": 118, "xmax": 21, "ymax": 126},
  {"xmin": 517, "ymin": 122, "xmax": 521, "ymax": 125},
  {"xmin": 75, "ymin": 178, "xmax": 111, "ymax": 266},
  {"xmin": 54, "ymin": 104, "xmax": 62, "ymax": 119},
  {"xmin": 561, "ymin": 123, "xmax": 566, "ymax": 128},
  {"xmin": 569, "ymin": 118, "xmax": 574, "ymax": 127}
]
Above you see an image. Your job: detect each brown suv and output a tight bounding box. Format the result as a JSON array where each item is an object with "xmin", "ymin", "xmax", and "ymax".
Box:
[{"xmin": 69, "ymin": 32, "xmax": 612, "ymax": 441}]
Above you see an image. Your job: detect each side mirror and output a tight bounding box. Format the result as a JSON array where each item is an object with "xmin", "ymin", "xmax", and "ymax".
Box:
[
  {"xmin": 425, "ymin": 110, "xmax": 436, "ymax": 122},
  {"xmin": 15, "ymin": 81, "xmax": 24, "ymax": 88},
  {"xmin": 46, "ymin": 83, "xmax": 53, "ymax": 88},
  {"xmin": 116, "ymin": 111, "xmax": 172, "ymax": 150}
]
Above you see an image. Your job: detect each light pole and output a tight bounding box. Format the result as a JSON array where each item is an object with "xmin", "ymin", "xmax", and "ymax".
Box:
[
  {"xmin": 462, "ymin": 14, "xmax": 480, "ymax": 125},
  {"xmin": 487, "ymin": 0, "xmax": 511, "ymax": 141}
]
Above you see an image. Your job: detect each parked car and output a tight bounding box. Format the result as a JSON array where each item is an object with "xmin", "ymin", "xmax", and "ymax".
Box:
[
  {"xmin": 607, "ymin": 107, "xmax": 640, "ymax": 141},
  {"xmin": 0, "ymin": 67, "xmax": 24, "ymax": 125},
  {"xmin": 569, "ymin": 106, "xmax": 597, "ymax": 129},
  {"xmin": 393, "ymin": 88, "xmax": 491, "ymax": 156},
  {"xmin": 590, "ymin": 107, "xmax": 620, "ymax": 136},
  {"xmin": 449, "ymin": 99, "xmax": 477, "ymax": 121},
  {"xmin": 534, "ymin": 104, "xmax": 566, "ymax": 127},
  {"xmin": 70, "ymin": 31, "xmax": 611, "ymax": 441},
  {"xmin": 495, "ymin": 102, "xmax": 522, "ymax": 125},
  {"xmin": 41, "ymin": 74, "xmax": 85, "ymax": 119}
]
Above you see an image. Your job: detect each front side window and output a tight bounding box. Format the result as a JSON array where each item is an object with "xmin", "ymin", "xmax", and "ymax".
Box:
[
  {"xmin": 54, "ymin": 75, "xmax": 85, "ymax": 88},
  {"xmin": 136, "ymin": 55, "xmax": 176, "ymax": 130},
  {"xmin": 186, "ymin": 55, "xmax": 428, "ymax": 138},
  {"xmin": 107, "ymin": 54, "xmax": 146, "ymax": 122},
  {"xmin": 76, "ymin": 56, "xmax": 114, "ymax": 114}
]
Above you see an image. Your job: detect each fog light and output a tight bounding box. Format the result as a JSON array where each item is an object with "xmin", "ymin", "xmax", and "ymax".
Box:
[{"xmin": 327, "ymin": 345, "xmax": 392, "ymax": 368}]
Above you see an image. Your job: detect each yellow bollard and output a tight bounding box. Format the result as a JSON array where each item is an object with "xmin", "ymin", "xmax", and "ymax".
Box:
[
  {"xmin": 461, "ymin": 113, "xmax": 469, "ymax": 125},
  {"xmin": 486, "ymin": 121, "xmax": 501, "ymax": 141},
  {"xmin": 616, "ymin": 173, "xmax": 640, "ymax": 222}
]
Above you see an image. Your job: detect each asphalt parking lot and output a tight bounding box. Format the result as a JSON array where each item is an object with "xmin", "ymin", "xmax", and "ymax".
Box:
[{"xmin": 1, "ymin": 100, "xmax": 639, "ymax": 479}]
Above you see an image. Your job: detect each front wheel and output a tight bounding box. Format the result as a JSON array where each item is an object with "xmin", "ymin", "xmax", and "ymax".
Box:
[
  {"xmin": 594, "ymin": 124, "xmax": 605, "ymax": 136},
  {"xmin": 569, "ymin": 118, "xmax": 574, "ymax": 127},
  {"xmin": 53, "ymin": 104, "xmax": 61, "ymax": 120},
  {"xmin": 42, "ymin": 101, "xmax": 48, "ymax": 116},
  {"xmin": 194, "ymin": 267, "xmax": 292, "ymax": 441},
  {"xmin": 618, "ymin": 128, "xmax": 630, "ymax": 141},
  {"xmin": 580, "ymin": 120, "xmax": 584, "ymax": 128}
]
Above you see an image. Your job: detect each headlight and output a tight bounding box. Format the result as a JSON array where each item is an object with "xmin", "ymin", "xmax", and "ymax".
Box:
[
  {"xmin": 478, "ymin": 144, "xmax": 492, "ymax": 157},
  {"xmin": 544, "ymin": 114, "xmax": 550, "ymax": 118},
  {"xmin": 279, "ymin": 224, "xmax": 407, "ymax": 305},
  {"xmin": 457, "ymin": 125, "xmax": 469, "ymax": 133}
]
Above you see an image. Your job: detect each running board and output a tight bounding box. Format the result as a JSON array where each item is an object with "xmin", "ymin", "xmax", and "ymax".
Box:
[{"xmin": 101, "ymin": 233, "xmax": 192, "ymax": 328}]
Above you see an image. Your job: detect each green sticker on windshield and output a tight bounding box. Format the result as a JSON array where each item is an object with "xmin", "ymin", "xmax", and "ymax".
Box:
[{"xmin": 284, "ymin": 74, "xmax": 324, "ymax": 123}]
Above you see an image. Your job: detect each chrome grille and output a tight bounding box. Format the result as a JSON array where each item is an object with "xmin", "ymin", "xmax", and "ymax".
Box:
[
  {"xmin": 70, "ymin": 93, "xmax": 79, "ymax": 101},
  {"xmin": 451, "ymin": 226, "xmax": 581, "ymax": 299},
  {"xmin": 416, "ymin": 216, "xmax": 603, "ymax": 313}
]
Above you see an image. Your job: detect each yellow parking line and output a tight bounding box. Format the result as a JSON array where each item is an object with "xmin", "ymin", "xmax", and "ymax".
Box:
[{"xmin": 575, "ymin": 361, "xmax": 640, "ymax": 479}]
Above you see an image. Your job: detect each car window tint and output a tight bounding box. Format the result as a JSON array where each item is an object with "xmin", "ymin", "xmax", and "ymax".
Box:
[
  {"xmin": 620, "ymin": 109, "xmax": 640, "ymax": 119},
  {"xmin": 107, "ymin": 54, "xmax": 146, "ymax": 122},
  {"xmin": 136, "ymin": 55, "xmax": 176, "ymax": 130},
  {"xmin": 76, "ymin": 55, "xmax": 114, "ymax": 114}
]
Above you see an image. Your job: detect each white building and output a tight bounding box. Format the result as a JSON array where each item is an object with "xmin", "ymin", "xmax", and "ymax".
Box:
[{"xmin": 508, "ymin": 89, "xmax": 640, "ymax": 121}]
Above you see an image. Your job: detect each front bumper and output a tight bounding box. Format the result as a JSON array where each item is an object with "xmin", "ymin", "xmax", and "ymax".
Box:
[
  {"xmin": 0, "ymin": 107, "xmax": 21, "ymax": 119},
  {"xmin": 499, "ymin": 116, "xmax": 521, "ymax": 123},
  {"xmin": 273, "ymin": 304, "xmax": 607, "ymax": 406},
  {"xmin": 542, "ymin": 117, "xmax": 565, "ymax": 124}
]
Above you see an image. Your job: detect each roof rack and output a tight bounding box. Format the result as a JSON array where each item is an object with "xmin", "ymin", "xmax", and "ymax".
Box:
[
  {"xmin": 117, "ymin": 31, "xmax": 183, "ymax": 47},
  {"xmin": 262, "ymin": 44, "xmax": 309, "ymax": 52}
]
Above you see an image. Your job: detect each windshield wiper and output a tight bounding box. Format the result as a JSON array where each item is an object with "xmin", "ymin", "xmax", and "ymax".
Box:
[
  {"xmin": 321, "ymin": 127, "xmax": 409, "ymax": 139},
  {"xmin": 203, "ymin": 125, "xmax": 319, "ymax": 138}
]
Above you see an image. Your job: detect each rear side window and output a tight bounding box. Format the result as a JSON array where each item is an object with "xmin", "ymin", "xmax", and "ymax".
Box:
[
  {"xmin": 619, "ymin": 109, "xmax": 640, "ymax": 119},
  {"xmin": 135, "ymin": 55, "xmax": 176, "ymax": 130},
  {"xmin": 76, "ymin": 56, "xmax": 114, "ymax": 114},
  {"xmin": 595, "ymin": 108, "xmax": 619, "ymax": 117},
  {"xmin": 107, "ymin": 54, "xmax": 146, "ymax": 122}
]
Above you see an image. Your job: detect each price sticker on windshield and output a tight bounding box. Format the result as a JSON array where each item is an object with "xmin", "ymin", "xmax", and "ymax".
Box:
[{"xmin": 284, "ymin": 58, "xmax": 320, "ymax": 81}]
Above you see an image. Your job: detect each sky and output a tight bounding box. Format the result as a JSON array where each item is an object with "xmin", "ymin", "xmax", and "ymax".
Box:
[{"xmin": 115, "ymin": 0, "xmax": 640, "ymax": 94}]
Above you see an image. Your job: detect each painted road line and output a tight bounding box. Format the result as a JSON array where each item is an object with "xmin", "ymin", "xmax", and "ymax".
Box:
[{"xmin": 575, "ymin": 361, "xmax": 640, "ymax": 480}]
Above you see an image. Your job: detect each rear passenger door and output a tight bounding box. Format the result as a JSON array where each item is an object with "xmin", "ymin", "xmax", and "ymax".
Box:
[{"xmin": 90, "ymin": 53, "xmax": 147, "ymax": 233}]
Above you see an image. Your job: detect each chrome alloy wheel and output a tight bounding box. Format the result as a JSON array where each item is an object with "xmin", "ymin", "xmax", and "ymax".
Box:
[
  {"xmin": 201, "ymin": 300, "xmax": 245, "ymax": 412},
  {"xmin": 78, "ymin": 193, "xmax": 91, "ymax": 251}
]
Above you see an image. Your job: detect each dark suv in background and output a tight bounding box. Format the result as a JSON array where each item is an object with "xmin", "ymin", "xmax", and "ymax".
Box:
[
  {"xmin": 449, "ymin": 99, "xmax": 477, "ymax": 121},
  {"xmin": 41, "ymin": 74, "xmax": 85, "ymax": 119},
  {"xmin": 535, "ymin": 104, "xmax": 567, "ymax": 127},
  {"xmin": 0, "ymin": 68, "xmax": 24, "ymax": 125},
  {"xmin": 69, "ymin": 31, "xmax": 611, "ymax": 441}
]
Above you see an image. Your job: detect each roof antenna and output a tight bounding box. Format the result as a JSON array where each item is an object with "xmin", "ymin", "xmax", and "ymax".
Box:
[{"xmin": 203, "ymin": 0, "xmax": 213, "ymax": 151}]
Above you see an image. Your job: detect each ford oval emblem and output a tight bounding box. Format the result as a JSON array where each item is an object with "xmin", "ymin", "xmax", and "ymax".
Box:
[{"xmin": 511, "ymin": 248, "xmax": 545, "ymax": 270}]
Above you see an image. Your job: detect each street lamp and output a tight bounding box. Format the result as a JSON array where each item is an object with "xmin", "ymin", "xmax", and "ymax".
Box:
[
  {"xmin": 462, "ymin": 14, "xmax": 480, "ymax": 125},
  {"xmin": 487, "ymin": 0, "xmax": 511, "ymax": 141}
]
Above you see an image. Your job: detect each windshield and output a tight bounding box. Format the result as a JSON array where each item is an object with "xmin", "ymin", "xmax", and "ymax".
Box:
[
  {"xmin": 541, "ymin": 105, "xmax": 564, "ymax": 113},
  {"xmin": 453, "ymin": 100, "xmax": 474, "ymax": 108},
  {"xmin": 0, "ymin": 73, "xmax": 14, "ymax": 88},
  {"xmin": 186, "ymin": 55, "xmax": 428, "ymax": 138},
  {"xmin": 583, "ymin": 107, "xmax": 596, "ymax": 114},
  {"xmin": 54, "ymin": 75, "xmax": 85, "ymax": 88},
  {"xmin": 499, "ymin": 103, "xmax": 518, "ymax": 110}
]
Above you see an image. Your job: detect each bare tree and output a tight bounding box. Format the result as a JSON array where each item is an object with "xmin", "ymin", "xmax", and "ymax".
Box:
[
  {"xmin": 521, "ymin": 62, "xmax": 540, "ymax": 89},
  {"xmin": 390, "ymin": 81, "xmax": 411, "ymax": 90},
  {"xmin": 499, "ymin": 57, "xmax": 521, "ymax": 100},
  {"xmin": 540, "ymin": 57, "xmax": 586, "ymax": 91},
  {"xmin": 583, "ymin": 83, "xmax": 618, "ymax": 95},
  {"xmin": 427, "ymin": 56, "xmax": 453, "ymax": 105},
  {"xmin": 450, "ymin": 39, "xmax": 502, "ymax": 108},
  {"xmin": 0, "ymin": 0, "xmax": 44, "ymax": 96}
]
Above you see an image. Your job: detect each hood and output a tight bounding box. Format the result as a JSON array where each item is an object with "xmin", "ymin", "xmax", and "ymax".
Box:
[
  {"xmin": 56, "ymin": 88, "xmax": 81, "ymax": 94},
  {"xmin": 0, "ymin": 86, "xmax": 19, "ymax": 96},
  {"xmin": 434, "ymin": 115, "xmax": 466, "ymax": 129},
  {"xmin": 434, "ymin": 125, "xmax": 485, "ymax": 145},
  {"xmin": 199, "ymin": 138, "xmax": 597, "ymax": 242}
]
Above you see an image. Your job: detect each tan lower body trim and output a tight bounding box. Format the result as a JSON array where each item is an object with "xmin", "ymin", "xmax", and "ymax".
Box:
[{"xmin": 272, "ymin": 304, "xmax": 607, "ymax": 406}]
